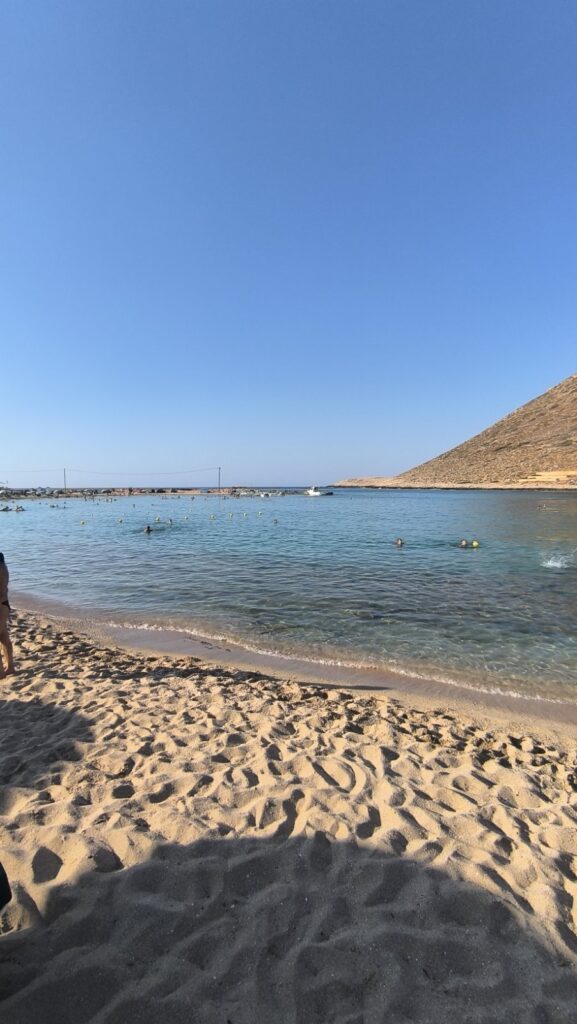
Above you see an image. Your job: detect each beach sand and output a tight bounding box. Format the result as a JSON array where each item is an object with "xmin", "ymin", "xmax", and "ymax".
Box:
[{"xmin": 1, "ymin": 611, "xmax": 577, "ymax": 1022}]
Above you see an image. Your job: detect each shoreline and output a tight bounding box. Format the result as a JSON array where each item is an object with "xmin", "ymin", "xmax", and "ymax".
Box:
[{"xmin": 13, "ymin": 591, "xmax": 577, "ymax": 735}]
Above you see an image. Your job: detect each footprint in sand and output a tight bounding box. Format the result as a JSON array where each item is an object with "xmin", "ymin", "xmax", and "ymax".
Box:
[
  {"xmin": 243, "ymin": 768, "xmax": 259, "ymax": 788},
  {"xmin": 211, "ymin": 752, "xmax": 230, "ymax": 765},
  {"xmin": 224, "ymin": 766, "xmax": 259, "ymax": 791},
  {"xmin": 356, "ymin": 806, "xmax": 382, "ymax": 840},
  {"xmin": 381, "ymin": 745, "xmax": 400, "ymax": 764},
  {"xmin": 226, "ymin": 733, "xmax": 245, "ymax": 747},
  {"xmin": 106, "ymin": 756, "xmax": 135, "ymax": 779},
  {"xmin": 309, "ymin": 829, "xmax": 333, "ymax": 870},
  {"xmin": 112, "ymin": 782, "xmax": 135, "ymax": 799},
  {"xmin": 32, "ymin": 847, "xmax": 63, "ymax": 884},
  {"xmin": 149, "ymin": 782, "xmax": 174, "ymax": 804},
  {"xmin": 312, "ymin": 758, "xmax": 358, "ymax": 793},
  {"xmin": 264, "ymin": 743, "xmax": 282, "ymax": 761},
  {"xmin": 275, "ymin": 790, "xmax": 305, "ymax": 839},
  {"xmin": 187, "ymin": 774, "xmax": 213, "ymax": 797}
]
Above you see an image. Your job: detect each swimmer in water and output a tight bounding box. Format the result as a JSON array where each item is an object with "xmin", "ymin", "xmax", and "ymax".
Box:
[
  {"xmin": 459, "ymin": 539, "xmax": 468, "ymax": 548},
  {"xmin": 144, "ymin": 525, "xmax": 152, "ymax": 534},
  {"xmin": 394, "ymin": 538, "xmax": 405, "ymax": 547}
]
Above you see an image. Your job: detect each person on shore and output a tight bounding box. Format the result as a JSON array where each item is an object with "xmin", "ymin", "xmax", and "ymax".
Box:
[
  {"xmin": 0, "ymin": 553, "xmax": 15, "ymax": 677},
  {"xmin": 0, "ymin": 860, "xmax": 11, "ymax": 910}
]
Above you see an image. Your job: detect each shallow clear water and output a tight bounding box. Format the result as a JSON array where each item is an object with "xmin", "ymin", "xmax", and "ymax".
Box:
[{"xmin": 3, "ymin": 489, "xmax": 577, "ymax": 700}]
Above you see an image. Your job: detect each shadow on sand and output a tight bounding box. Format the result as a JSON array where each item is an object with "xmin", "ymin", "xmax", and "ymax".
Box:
[
  {"xmin": 0, "ymin": 696, "xmax": 95, "ymax": 909},
  {"xmin": 0, "ymin": 697, "xmax": 94, "ymax": 791},
  {"xmin": 1, "ymin": 839, "xmax": 577, "ymax": 1020},
  {"xmin": 0, "ymin": 697, "xmax": 576, "ymax": 1022}
]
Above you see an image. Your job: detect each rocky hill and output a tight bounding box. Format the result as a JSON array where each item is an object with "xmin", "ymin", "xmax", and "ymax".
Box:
[{"xmin": 336, "ymin": 373, "xmax": 577, "ymax": 489}]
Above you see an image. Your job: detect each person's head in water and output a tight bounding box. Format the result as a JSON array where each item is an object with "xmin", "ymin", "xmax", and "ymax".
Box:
[
  {"xmin": 394, "ymin": 538, "xmax": 405, "ymax": 547},
  {"xmin": 144, "ymin": 525, "xmax": 152, "ymax": 534},
  {"xmin": 459, "ymin": 539, "xmax": 468, "ymax": 548}
]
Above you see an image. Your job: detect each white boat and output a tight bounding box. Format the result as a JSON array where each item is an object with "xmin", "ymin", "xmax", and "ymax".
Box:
[{"xmin": 305, "ymin": 486, "xmax": 321, "ymax": 496}]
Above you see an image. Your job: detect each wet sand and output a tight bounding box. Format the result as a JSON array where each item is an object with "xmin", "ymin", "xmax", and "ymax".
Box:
[
  {"xmin": 1, "ymin": 610, "xmax": 577, "ymax": 1022},
  {"xmin": 13, "ymin": 589, "xmax": 577, "ymax": 728}
]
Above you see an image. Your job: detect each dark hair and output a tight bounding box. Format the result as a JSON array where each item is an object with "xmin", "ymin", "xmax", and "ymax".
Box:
[{"xmin": 0, "ymin": 553, "xmax": 4, "ymax": 563}]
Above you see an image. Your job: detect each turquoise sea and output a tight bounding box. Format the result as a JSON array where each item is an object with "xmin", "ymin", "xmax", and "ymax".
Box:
[{"xmin": 3, "ymin": 489, "xmax": 577, "ymax": 703}]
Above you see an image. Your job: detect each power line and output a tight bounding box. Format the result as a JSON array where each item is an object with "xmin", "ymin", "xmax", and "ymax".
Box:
[
  {"xmin": 68, "ymin": 467, "xmax": 221, "ymax": 476},
  {"xmin": 1, "ymin": 466, "xmax": 221, "ymax": 477}
]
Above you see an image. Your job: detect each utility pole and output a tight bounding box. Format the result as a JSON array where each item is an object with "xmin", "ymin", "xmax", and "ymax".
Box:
[
  {"xmin": 218, "ymin": 466, "xmax": 221, "ymax": 496},
  {"xmin": 63, "ymin": 468, "xmax": 67, "ymax": 496}
]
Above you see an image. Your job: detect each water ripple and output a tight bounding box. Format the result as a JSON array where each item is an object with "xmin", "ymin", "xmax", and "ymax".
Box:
[{"xmin": 3, "ymin": 489, "xmax": 577, "ymax": 699}]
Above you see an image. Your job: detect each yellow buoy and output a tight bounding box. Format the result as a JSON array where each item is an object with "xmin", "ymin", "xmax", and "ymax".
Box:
[{"xmin": 471, "ymin": 539, "xmax": 480, "ymax": 548}]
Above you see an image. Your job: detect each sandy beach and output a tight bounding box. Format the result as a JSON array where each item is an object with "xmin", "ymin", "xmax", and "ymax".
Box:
[{"xmin": 1, "ymin": 610, "xmax": 577, "ymax": 1022}]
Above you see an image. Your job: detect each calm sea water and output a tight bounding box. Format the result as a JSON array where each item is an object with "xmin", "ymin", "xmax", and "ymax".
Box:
[{"xmin": 3, "ymin": 489, "xmax": 577, "ymax": 702}]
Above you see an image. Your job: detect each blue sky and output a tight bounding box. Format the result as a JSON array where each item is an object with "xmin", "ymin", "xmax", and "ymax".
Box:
[{"xmin": 1, "ymin": 1, "xmax": 575, "ymax": 487}]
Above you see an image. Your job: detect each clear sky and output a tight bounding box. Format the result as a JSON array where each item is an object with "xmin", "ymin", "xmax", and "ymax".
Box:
[{"xmin": 1, "ymin": 1, "xmax": 576, "ymax": 488}]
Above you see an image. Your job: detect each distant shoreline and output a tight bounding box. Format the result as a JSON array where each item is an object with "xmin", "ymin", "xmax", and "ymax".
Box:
[
  {"xmin": 0, "ymin": 487, "xmax": 321, "ymax": 501},
  {"xmin": 3, "ymin": 483, "xmax": 577, "ymax": 502},
  {"xmin": 333, "ymin": 481, "xmax": 577, "ymax": 491}
]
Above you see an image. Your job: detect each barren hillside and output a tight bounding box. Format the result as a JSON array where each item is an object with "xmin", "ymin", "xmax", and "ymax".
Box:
[{"xmin": 336, "ymin": 373, "xmax": 577, "ymax": 489}]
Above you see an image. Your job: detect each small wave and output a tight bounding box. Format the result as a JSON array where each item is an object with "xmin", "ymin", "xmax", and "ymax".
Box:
[
  {"xmin": 542, "ymin": 555, "xmax": 571, "ymax": 569},
  {"xmin": 101, "ymin": 618, "xmax": 573, "ymax": 707}
]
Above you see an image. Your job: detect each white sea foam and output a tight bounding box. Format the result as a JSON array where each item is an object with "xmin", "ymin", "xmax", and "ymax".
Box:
[
  {"xmin": 101, "ymin": 618, "xmax": 572, "ymax": 707},
  {"xmin": 542, "ymin": 554, "xmax": 572, "ymax": 569}
]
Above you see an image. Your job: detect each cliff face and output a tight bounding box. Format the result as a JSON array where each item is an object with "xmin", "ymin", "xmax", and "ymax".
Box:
[{"xmin": 336, "ymin": 373, "xmax": 577, "ymax": 489}]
